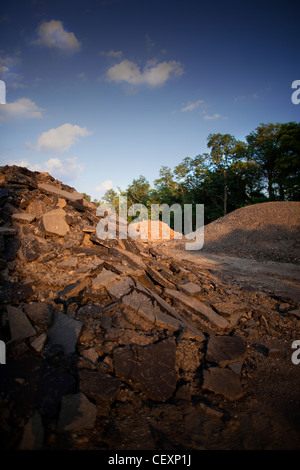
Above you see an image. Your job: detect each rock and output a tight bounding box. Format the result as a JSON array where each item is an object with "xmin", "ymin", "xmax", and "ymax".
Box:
[
  {"xmin": 30, "ymin": 333, "xmax": 47, "ymax": 353},
  {"xmin": 92, "ymin": 268, "xmax": 119, "ymax": 289},
  {"xmin": 113, "ymin": 338, "xmax": 177, "ymax": 402},
  {"xmin": 121, "ymin": 289, "xmax": 197, "ymax": 334},
  {"xmin": 121, "ymin": 290, "xmax": 158, "ymax": 323},
  {"xmin": 38, "ymin": 182, "xmax": 83, "ymax": 201},
  {"xmin": 2, "ymin": 164, "xmax": 299, "ymax": 450},
  {"xmin": 77, "ymin": 304, "xmax": 103, "ymax": 317},
  {"xmin": 109, "ymin": 246, "xmax": 147, "ymax": 270},
  {"xmin": 79, "ymin": 369, "xmax": 121, "ymax": 406},
  {"xmin": 228, "ymin": 361, "xmax": 244, "ymax": 375},
  {"xmin": 198, "ymin": 403, "xmax": 224, "ymax": 420},
  {"xmin": 12, "ymin": 212, "xmax": 36, "ymax": 224},
  {"xmin": 56, "ymin": 198, "xmax": 66, "ymax": 208},
  {"xmin": 7, "ymin": 305, "xmax": 36, "ymax": 341},
  {"xmin": 35, "ymin": 365, "xmax": 75, "ymax": 420},
  {"xmin": 279, "ymin": 303, "xmax": 291, "ymax": 313},
  {"xmin": 56, "ymin": 256, "xmax": 78, "ymax": 269},
  {"xmin": 133, "ymin": 280, "xmax": 205, "ymax": 341},
  {"xmin": 47, "ymin": 312, "xmax": 83, "ymax": 355},
  {"xmin": 0, "ymin": 281, "xmax": 33, "ymax": 303},
  {"xmin": 175, "ymin": 384, "xmax": 192, "ymax": 401},
  {"xmin": 178, "ymin": 282, "xmax": 202, "ymax": 296},
  {"xmin": 146, "ymin": 265, "xmax": 174, "ymax": 288},
  {"xmin": 206, "ymin": 335, "xmax": 247, "ymax": 366},
  {"xmin": 106, "ymin": 276, "xmax": 135, "ymax": 300},
  {"xmin": 81, "ymin": 347, "xmax": 99, "ymax": 364},
  {"xmin": 103, "ymin": 261, "xmax": 143, "ymax": 277},
  {"xmin": 290, "ymin": 308, "xmax": 300, "ymax": 319},
  {"xmin": 57, "ymin": 278, "xmax": 91, "ymax": 301},
  {"xmin": 202, "ymin": 367, "xmax": 244, "ymax": 400},
  {"xmin": 56, "ymin": 392, "xmax": 97, "ymax": 432},
  {"xmin": 164, "ymin": 288, "xmax": 229, "ymax": 330},
  {"xmin": 42, "ymin": 208, "xmax": 70, "ymax": 236},
  {"xmin": 18, "ymin": 411, "xmax": 44, "ymax": 450},
  {"xmin": 213, "ymin": 301, "xmax": 248, "ymax": 316},
  {"xmin": 268, "ymin": 348, "xmax": 281, "ymax": 358},
  {"xmin": 23, "ymin": 302, "xmax": 53, "ymax": 330},
  {"xmin": 20, "ymin": 237, "xmax": 41, "ymax": 262},
  {"xmin": 26, "ymin": 199, "xmax": 52, "ymax": 219},
  {"xmin": 244, "ymin": 328, "xmax": 258, "ymax": 338}
]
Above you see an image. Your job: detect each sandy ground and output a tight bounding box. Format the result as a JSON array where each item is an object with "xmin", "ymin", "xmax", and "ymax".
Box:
[{"xmin": 162, "ymin": 248, "xmax": 300, "ymax": 304}]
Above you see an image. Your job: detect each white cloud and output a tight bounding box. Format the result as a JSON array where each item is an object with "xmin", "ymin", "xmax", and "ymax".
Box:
[
  {"xmin": 95, "ymin": 180, "xmax": 113, "ymax": 194},
  {"xmin": 2, "ymin": 157, "xmax": 83, "ymax": 182},
  {"xmin": 43, "ymin": 157, "xmax": 83, "ymax": 181},
  {"xmin": 204, "ymin": 113, "xmax": 222, "ymax": 120},
  {"xmin": 181, "ymin": 100, "xmax": 205, "ymax": 112},
  {"xmin": 0, "ymin": 52, "xmax": 23, "ymax": 87},
  {"xmin": 100, "ymin": 50, "xmax": 123, "ymax": 58},
  {"xmin": 33, "ymin": 20, "xmax": 81, "ymax": 53},
  {"xmin": 0, "ymin": 98, "xmax": 43, "ymax": 122},
  {"xmin": 107, "ymin": 59, "xmax": 184, "ymax": 87},
  {"xmin": 36, "ymin": 123, "xmax": 92, "ymax": 153},
  {"xmin": 2, "ymin": 158, "xmax": 31, "ymax": 168}
]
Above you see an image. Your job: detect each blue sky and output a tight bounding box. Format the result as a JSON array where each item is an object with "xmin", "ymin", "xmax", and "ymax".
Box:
[{"xmin": 0, "ymin": 0, "xmax": 299, "ymax": 201}]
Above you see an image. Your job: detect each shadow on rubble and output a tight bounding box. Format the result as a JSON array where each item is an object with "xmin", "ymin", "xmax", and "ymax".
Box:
[{"xmin": 194, "ymin": 224, "xmax": 300, "ymax": 265}]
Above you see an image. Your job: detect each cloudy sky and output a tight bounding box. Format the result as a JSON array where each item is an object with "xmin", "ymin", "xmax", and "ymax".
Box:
[{"xmin": 0, "ymin": 0, "xmax": 299, "ymax": 200}]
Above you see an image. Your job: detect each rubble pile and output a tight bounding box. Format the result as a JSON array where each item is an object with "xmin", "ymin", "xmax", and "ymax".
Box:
[
  {"xmin": 0, "ymin": 165, "xmax": 299, "ymax": 450},
  {"xmin": 131, "ymin": 219, "xmax": 182, "ymax": 240}
]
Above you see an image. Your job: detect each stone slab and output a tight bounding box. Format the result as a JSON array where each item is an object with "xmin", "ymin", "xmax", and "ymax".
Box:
[
  {"xmin": 113, "ymin": 338, "xmax": 177, "ymax": 402},
  {"xmin": 47, "ymin": 312, "xmax": 83, "ymax": 355},
  {"xmin": 57, "ymin": 392, "xmax": 97, "ymax": 432},
  {"xmin": 202, "ymin": 367, "xmax": 244, "ymax": 400},
  {"xmin": 92, "ymin": 268, "xmax": 119, "ymax": 289},
  {"xmin": 38, "ymin": 183, "xmax": 83, "ymax": 201},
  {"xmin": 165, "ymin": 288, "xmax": 229, "ymax": 330},
  {"xmin": 206, "ymin": 335, "xmax": 247, "ymax": 366},
  {"xmin": 7, "ymin": 305, "xmax": 36, "ymax": 341},
  {"xmin": 179, "ymin": 282, "xmax": 202, "ymax": 296},
  {"xmin": 12, "ymin": 212, "xmax": 36, "ymax": 224},
  {"xmin": 42, "ymin": 208, "xmax": 69, "ymax": 236}
]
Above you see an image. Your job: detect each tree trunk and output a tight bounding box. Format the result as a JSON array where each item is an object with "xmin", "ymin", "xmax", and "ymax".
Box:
[
  {"xmin": 268, "ymin": 170, "xmax": 274, "ymax": 200},
  {"xmin": 223, "ymin": 171, "xmax": 227, "ymax": 215}
]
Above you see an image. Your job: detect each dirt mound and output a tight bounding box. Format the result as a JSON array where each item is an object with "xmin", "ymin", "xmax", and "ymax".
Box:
[
  {"xmin": 0, "ymin": 166, "xmax": 300, "ymax": 451},
  {"xmin": 131, "ymin": 219, "xmax": 182, "ymax": 240},
  {"xmin": 196, "ymin": 202, "xmax": 300, "ymax": 264}
]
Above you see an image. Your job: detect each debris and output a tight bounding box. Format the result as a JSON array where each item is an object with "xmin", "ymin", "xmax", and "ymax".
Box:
[{"xmin": 1, "ymin": 164, "xmax": 299, "ymax": 451}]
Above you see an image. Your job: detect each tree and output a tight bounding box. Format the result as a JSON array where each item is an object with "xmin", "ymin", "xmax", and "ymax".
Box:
[
  {"xmin": 246, "ymin": 122, "xmax": 300, "ymax": 200},
  {"xmin": 275, "ymin": 121, "xmax": 300, "ymax": 200},
  {"xmin": 126, "ymin": 175, "xmax": 151, "ymax": 207},
  {"xmin": 207, "ymin": 133, "xmax": 240, "ymax": 215},
  {"xmin": 245, "ymin": 122, "xmax": 282, "ymax": 200},
  {"xmin": 82, "ymin": 193, "xmax": 91, "ymax": 202},
  {"xmin": 101, "ymin": 188, "xmax": 119, "ymax": 211}
]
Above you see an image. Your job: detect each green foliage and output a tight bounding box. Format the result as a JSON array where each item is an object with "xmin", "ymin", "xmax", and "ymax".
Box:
[
  {"xmin": 100, "ymin": 121, "xmax": 299, "ymax": 228},
  {"xmin": 82, "ymin": 192, "xmax": 91, "ymax": 202}
]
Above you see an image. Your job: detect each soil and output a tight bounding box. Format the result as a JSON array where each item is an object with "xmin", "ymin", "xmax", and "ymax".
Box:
[
  {"xmin": 143, "ymin": 201, "xmax": 300, "ymax": 450},
  {"xmin": 1, "ymin": 168, "xmax": 300, "ymax": 452}
]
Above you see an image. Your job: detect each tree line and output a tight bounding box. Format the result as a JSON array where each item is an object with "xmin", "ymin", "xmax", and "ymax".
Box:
[{"xmin": 89, "ymin": 121, "xmax": 300, "ymax": 227}]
